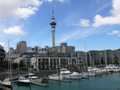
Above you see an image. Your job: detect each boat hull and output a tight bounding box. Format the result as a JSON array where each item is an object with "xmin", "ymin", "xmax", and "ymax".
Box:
[
  {"xmin": 1, "ymin": 84, "xmax": 12, "ymax": 89},
  {"xmin": 16, "ymin": 81, "xmax": 30, "ymax": 86}
]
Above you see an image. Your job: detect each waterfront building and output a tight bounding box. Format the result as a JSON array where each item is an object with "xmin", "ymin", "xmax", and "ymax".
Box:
[
  {"xmin": 48, "ymin": 43, "xmax": 75, "ymax": 54},
  {"xmin": 0, "ymin": 45, "xmax": 6, "ymax": 72},
  {"xmin": 0, "ymin": 45, "xmax": 5, "ymax": 61},
  {"xmin": 30, "ymin": 53, "xmax": 85, "ymax": 72},
  {"xmin": 12, "ymin": 44, "xmax": 120, "ymax": 72},
  {"xmin": 16, "ymin": 41, "xmax": 27, "ymax": 54},
  {"xmin": 16, "ymin": 42, "xmax": 86, "ymax": 72}
]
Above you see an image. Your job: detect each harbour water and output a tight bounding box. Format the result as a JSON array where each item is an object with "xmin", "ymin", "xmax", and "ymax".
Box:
[{"xmin": 13, "ymin": 73, "xmax": 120, "ymax": 90}]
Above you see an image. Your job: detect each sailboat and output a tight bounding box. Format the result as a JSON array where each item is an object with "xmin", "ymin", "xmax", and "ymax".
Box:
[
  {"xmin": 104, "ymin": 50, "xmax": 110, "ymax": 72},
  {"xmin": 65, "ymin": 71, "xmax": 83, "ymax": 80},
  {"xmin": 65, "ymin": 45, "xmax": 88, "ymax": 80},
  {"xmin": 80, "ymin": 44, "xmax": 89, "ymax": 79},
  {"xmin": 17, "ymin": 76, "xmax": 31, "ymax": 85},
  {"xmin": 87, "ymin": 52, "xmax": 96, "ymax": 77},
  {"xmin": 16, "ymin": 59, "xmax": 38, "ymax": 85},
  {"xmin": 48, "ymin": 68, "xmax": 71, "ymax": 81},
  {"xmin": 1, "ymin": 41, "xmax": 12, "ymax": 89},
  {"xmin": 16, "ymin": 59, "xmax": 31, "ymax": 85},
  {"xmin": 26, "ymin": 73, "xmax": 38, "ymax": 79},
  {"xmin": 1, "ymin": 78, "xmax": 12, "ymax": 88},
  {"xmin": 104, "ymin": 50, "xmax": 116, "ymax": 72}
]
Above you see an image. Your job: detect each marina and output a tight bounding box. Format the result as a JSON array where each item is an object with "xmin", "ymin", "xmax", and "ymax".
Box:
[
  {"xmin": 0, "ymin": 0, "xmax": 120, "ymax": 90},
  {"xmin": 12, "ymin": 73, "xmax": 120, "ymax": 90},
  {"xmin": 1, "ymin": 66, "xmax": 120, "ymax": 90}
]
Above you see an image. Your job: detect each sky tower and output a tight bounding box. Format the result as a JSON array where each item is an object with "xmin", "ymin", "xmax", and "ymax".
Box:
[{"xmin": 50, "ymin": 10, "xmax": 56, "ymax": 47}]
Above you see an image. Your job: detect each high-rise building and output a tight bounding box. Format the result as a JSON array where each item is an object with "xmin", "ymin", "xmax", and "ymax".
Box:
[
  {"xmin": 50, "ymin": 10, "xmax": 56, "ymax": 47},
  {"xmin": 16, "ymin": 41, "xmax": 27, "ymax": 54}
]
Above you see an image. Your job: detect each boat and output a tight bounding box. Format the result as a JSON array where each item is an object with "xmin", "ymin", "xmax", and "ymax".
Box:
[
  {"xmin": 87, "ymin": 67, "xmax": 96, "ymax": 76},
  {"xmin": 26, "ymin": 73, "xmax": 38, "ymax": 79},
  {"xmin": 87, "ymin": 52, "xmax": 96, "ymax": 77},
  {"xmin": 1, "ymin": 78, "xmax": 12, "ymax": 88},
  {"xmin": 60, "ymin": 68, "xmax": 71, "ymax": 74},
  {"xmin": 48, "ymin": 68, "xmax": 71, "ymax": 81},
  {"xmin": 81, "ymin": 72, "xmax": 89, "ymax": 79},
  {"xmin": 64, "ymin": 72, "xmax": 82, "ymax": 80},
  {"xmin": 105, "ymin": 64, "xmax": 120, "ymax": 72},
  {"xmin": 16, "ymin": 61, "xmax": 38, "ymax": 85},
  {"xmin": 16, "ymin": 76, "xmax": 31, "ymax": 85},
  {"xmin": 1, "ymin": 41, "xmax": 12, "ymax": 89},
  {"xmin": 48, "ymin": 74, "xmax": 63, "ymax": 80},
  {"xmin": 104, "ymin": 50, "xmax": 120, "ymax": 73}
]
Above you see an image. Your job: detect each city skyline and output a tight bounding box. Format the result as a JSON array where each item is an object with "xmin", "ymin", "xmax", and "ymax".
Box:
[{"xmin": 0, "ymin": 0, "xmax": 120, "ymax": 51}]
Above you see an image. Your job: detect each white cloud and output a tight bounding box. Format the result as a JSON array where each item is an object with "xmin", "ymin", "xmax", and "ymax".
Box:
[
  {"xmin": 112, "ymin": 0, "xmax": 120, "ymax": 16},
  {"xmin": 72, "ymin": 19, "xmax": 90, "ymax": 28},
  {"xmin": 0, "ymin": 0, "xmax": 42, "ymax": 20},
  {"xmin": 46, "ymin": 0, "xmax": 66, "ymax": 2},
  {"xmin": 93, "ymin": 0, "xmax": 120, "ymax": 27},
  {"xmin": 0, "ymin": 0, "xmax": 68, "ymax": 20},
  {"xmin": 108, "ymin": 30, "xmax": 120, "ymax": 37},
  {"xmin": 15, "ymin": 7, "xmax": 37, "ymax": 19},
  {"xmin": 2, "ymin": 26, "xmax": 25, "ymax": 36},
  {"xmin": 93, "ymin": 15, "xmax": 120, "ymax": 27},
  {"xmin": 80, "ymin": 19, "xmax": 90, "ymax": 27}
]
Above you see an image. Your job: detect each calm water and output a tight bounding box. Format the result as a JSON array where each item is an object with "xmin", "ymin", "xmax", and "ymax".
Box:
[{"xmin": 13, "ymin": 73, "xmax": 120, "ymax": 90}]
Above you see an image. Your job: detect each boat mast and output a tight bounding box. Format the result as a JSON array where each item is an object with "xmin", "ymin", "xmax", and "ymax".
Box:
[
  {"xmin": 104, "ymin": 49, "xmax": 108, "ymax": 66},
  {"xmin": 8, "ymin": 40, "xmax": 12, "ymax": 80},
  {"xmin": 83, "ymin": 41, "xmax": 88, "ymax": 71},
  {"xmin": 89, "ymin": 52, "xmax": 93, "ymax": 67}
]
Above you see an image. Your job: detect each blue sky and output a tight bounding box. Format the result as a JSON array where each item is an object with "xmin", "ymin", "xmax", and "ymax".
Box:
[{"xmin": 0, "ymin": 0, "xmax": 120, "ymax": 51}]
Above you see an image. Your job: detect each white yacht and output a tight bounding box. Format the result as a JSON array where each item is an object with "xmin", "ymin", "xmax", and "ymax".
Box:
[
  {"xmin": 60, "ymin": 68, "xmax": 71, "ymax": 75},
  {"xmin": 105, "ymin": 64, "xmax": 120, "ymax": 72},
  {"xmin": 48, "ymin": 68, "xmax": 71, "ymax": 80},
  {"xmin": 1, "ymin": 42, "xmax": 13, "ymax": 89},
  {"xmin": 17, "ymin": 76, "xmax": 31, "ymax": 84},
  {"xmin": 88, "ymin": 71, "xmax": 95, "ymax": 76},
  {"xmin": 27, "ymin": 73, "xmax": 38, "ymax": 79},
  {"xmin": 112, "ymin": 65, "xmax": 120, "ymax": 72},
  {"xmin": 81, "ymin": 72, "xmax": 89, "ymax": 79},
  {"xmin": 1, "ymin": 78, "xmax": 12, "ymax": 88},
  {"xmin": 48, "ymin": 74, "xmax": 63, "ymax": 80},
  {"xmin": 93, "ymin": 68, "xmax": 104, "ymax": 75},
  {"xmin": 104, "ymin": 64, "xmax": 120, "ymax": 72},
  {"xmin": 65, "ymin": 72, "xmax": 82, "ymax": 80},
  {"xmin": 87, "ymin": 67, "xmax": 96, "ymax": 76}
]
